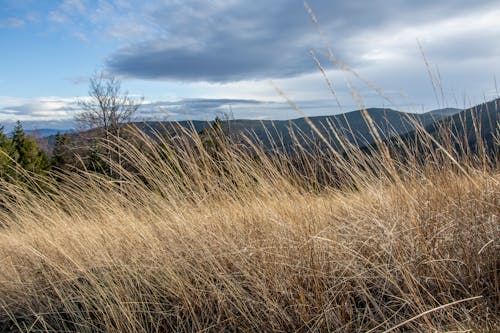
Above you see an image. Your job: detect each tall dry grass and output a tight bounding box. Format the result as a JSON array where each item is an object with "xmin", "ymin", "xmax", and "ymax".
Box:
[{"xmin": 0, "ymin": 104, "xmax": 498, "ymax": 332}]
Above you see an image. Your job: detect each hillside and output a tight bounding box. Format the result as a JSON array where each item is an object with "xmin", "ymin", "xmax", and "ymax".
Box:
[
  {"xmin": 65, "ymin": 106, "xmax": 458, "ymax": 155},
  {"xmin": 426, "ymin": 99, "xmax": 498, "ymax": 153},
  {"xmin": 36, "ymin": 101, "xmax": 497, "ymax": 161},
  {"xmin": 0, "ymin": 103, "xmax": 497, "ymax": 331},
  {"xmin": 391, "ymin": 99, "xmax": 499, "ymax": 157},
  {"xmin": 426, "ymin": 107, "xmax": 462, "ymax": 117}
]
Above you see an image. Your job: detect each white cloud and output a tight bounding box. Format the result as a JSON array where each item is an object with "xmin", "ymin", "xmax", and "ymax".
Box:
[
  {"xmin": 48, "ymin": 0, "xmax": 88, "ymax": 24},
  {"xmin": 0, "ymin": 97, "xmax": 80, "ymax": 122}
]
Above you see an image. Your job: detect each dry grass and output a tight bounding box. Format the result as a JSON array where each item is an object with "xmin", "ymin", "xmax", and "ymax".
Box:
[{"xmin": 0, "ymin": 112, "xmax": 498, "ymax": 332}]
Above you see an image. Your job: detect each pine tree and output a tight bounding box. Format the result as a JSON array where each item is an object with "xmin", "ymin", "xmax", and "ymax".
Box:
[
  {"xmin": 0, "ymin": 126, "xmax": 15, "ymax": 178},
  {"xmin": 10, "ymin": 121, "xmax": 50, "ymax": 175},
  {"xmin": 51, "ymin": 132, "xmax": 72, "ymax": 170}
]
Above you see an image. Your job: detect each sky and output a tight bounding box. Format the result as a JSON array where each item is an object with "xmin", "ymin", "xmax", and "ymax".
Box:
[{"xmin": 0, "ymin": 0, "xmax": 499, "ymax": 131}]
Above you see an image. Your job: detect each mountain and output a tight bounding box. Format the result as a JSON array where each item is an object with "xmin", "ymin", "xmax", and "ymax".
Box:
[
  {"xmin": 40, "ymin": 101, "xmax": 498, "ymax": 157},
  {"xmin": 387, "ymin": 99, "xmax": 499, "ymax": 157},
  {"xmin": 425, "ymin": 107, "xmax": 462, "ymax": 117},
  {"xmin": 425, "ymin": 99, "xmax": 498, "ymax": 154},
  {"xmin": 0, "ymin": 120, "xmax": 75, "ymax": 134},
  {"xmin": 128, "ymin": 107, "xmax": 460, "ymax": 154},
  {"xmin": 41, "ymin": 107, "xmax": 459, "ymax": 154},
  {"xmin": 26, "ymin": 128, "xmax": 71, "ymax": 137}
]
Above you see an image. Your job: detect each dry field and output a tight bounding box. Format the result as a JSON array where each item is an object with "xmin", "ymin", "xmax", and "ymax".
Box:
[{"xmin": 0, "ymin": 116, "xmax": 498, "ymax": 332}]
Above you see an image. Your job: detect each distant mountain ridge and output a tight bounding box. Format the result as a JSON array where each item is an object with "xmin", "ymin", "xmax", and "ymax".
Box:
[
  {"xmin": 8, "ymin": 105, "xmax": 460, "ymax": 138},
  {"xmin": 364, "ymin": 99, "xmax": 499, "ymax": 160},
  {"xmin": 38, "ymin": 102, "xmax": 496, "ymax": 155},
  {"xmin": 426, "ymin": 107, "xmax": 462, "ymax": 117},
  {"xmin": 412, "ymin": 99, "xmax": 498, "ymax": 154},
  {"xmin": 131, "ymin": 106, "xmax": 464, "ymax": 152},
  {"xmin": 25, "ymin": 128, "xmax": 72, "ymax": 137}
]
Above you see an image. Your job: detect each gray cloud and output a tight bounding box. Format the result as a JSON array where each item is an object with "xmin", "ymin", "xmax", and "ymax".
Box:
[
  {"xmin": 133, "ymin": 97, "xmax": 355, "ymax": 122},
  {"xmin": 106, "ymin": 0, "xmax": 321, "ymax": 81},
  {"xmin": 137, "ymin": 98, "xmax": 275, "ymax": 121},
  {"xmin": 104, "ymin": 0, "xmax": 499, "ymax": 82}
]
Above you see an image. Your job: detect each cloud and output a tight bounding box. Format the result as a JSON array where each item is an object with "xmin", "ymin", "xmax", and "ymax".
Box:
[
  {"xmin": 0, "ymin": 97, "xmax": 80, "ymax": 122},
  {"xmin": 138, "ymin": 98, "xmax": 267, "ymax": 120},
  {"xmin": 0, "ymin": 18, "xmax": 25, "ymax": 28},
  {"xmin": 105, "ymin": 0, "xmax": 321, "ymax": 81},
  {"xmin": 0, "ymin": 95, "xmax": 346, "ymax": 129},
  {"xmin": 123, "ymin": 97, "xmax": 361, "ymax": 122},
  {"xmin": 102, "ymin": 0, "xmax": 500, "ymax": 83},
  {"xmin": 48, "ymin": 0, "xmax": 87, "ymax": 24},
  {"xmin": 0, "ymin": 96, "xmax": 80, "ymax": 132},
  {"xmin": 29, "ymin": 0, "xmax": 500, "ymax": 104},
  {"xmin": 4, "ymin": 0, "xmax": 500, "ymax": 118}
]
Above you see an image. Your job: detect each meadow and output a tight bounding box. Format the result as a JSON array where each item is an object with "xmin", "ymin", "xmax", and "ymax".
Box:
[{"xmin": 0, "ymin": 104, "xmax": 498, "ymax": 332}]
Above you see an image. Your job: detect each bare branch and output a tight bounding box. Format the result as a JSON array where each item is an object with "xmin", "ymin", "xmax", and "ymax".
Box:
[{"xmin": 76, "ymin": 72, "xmax": 143, "ymax": 135}]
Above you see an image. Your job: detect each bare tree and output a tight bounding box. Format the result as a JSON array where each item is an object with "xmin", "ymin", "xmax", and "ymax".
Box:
[
  {"xmin": 76, "ymin": 72, "xmax": 143, "ymax": 176},
  {"xmin": 216, "ymin": 106, "xmax": 235, "ymax": 137},
  {"xmin": 76, "ymin": 72, "xmax": 142, "ymax": 139}
]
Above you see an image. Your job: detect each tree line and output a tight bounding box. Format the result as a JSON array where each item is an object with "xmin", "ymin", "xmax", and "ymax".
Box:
[
  {"xmin": 0, "ymin": 121, "xmax": 50, "ymax": 181},
  {"xmin": 0, "ymin": 72, "xmax": 229, "ymax": 185}
]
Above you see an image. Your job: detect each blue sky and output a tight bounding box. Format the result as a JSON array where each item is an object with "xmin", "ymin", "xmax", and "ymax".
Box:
[{"xmin": 1, "ymin": 0, "xmax": 499, "ymax": 130}]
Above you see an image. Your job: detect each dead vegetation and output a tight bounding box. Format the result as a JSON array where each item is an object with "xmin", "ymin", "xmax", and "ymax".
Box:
[{"xmin": 0, "ymin": 103, "xmax": 498, "ymax": 332}]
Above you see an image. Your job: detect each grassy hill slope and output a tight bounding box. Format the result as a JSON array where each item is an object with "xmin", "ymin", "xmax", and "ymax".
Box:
[{"xmin": 0, "ymin": 100, "xmax": 498, "ymax": 331}]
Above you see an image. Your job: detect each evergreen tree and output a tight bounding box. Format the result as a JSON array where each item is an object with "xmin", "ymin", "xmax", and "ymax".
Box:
[
  {"xmin": 0, "ymin": 126, "xmax": 15, "ymax": 178},
  {"xmin": 51, "ymin": 132, "xmax": 73, "ymax": 169},
  {"xmin": 10, "ymin": 121, "xmax": 50, "ymax": 175},
  {"xmin": 0, "ymin": 126, "xmax": 9, "ymax": 146}
]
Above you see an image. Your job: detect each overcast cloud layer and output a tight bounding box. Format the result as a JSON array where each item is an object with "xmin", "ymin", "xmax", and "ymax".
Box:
[
  {"xmin": 104, "ymin": 0, "xmax": 500, "ymax": 82},
  {"xmin": 1, "ymin": 0, "xmax": 499, "ymax": 127}
]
